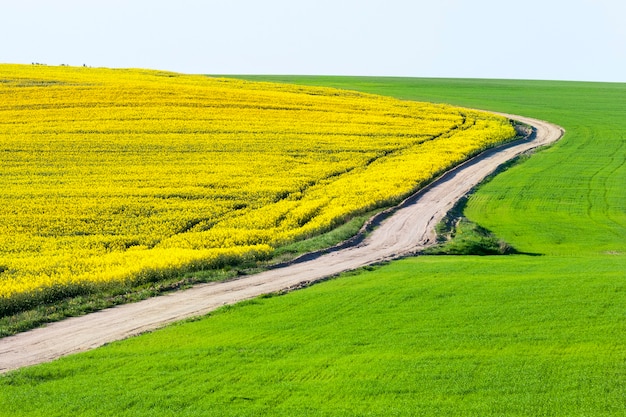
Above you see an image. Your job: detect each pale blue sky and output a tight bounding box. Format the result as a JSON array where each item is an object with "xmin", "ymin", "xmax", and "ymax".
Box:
[{"xmin": 2, "ymin": 0, "xmax": 624, "ymax": 82}]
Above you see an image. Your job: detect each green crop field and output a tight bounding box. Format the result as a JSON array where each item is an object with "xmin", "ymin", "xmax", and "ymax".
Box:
[
  {"xmin": 1, "ymin": 77, "xmax": 624, "ymax": 416},
  {"xmin": 2, "ymin": 257, "xmax": 624, "ymax": 417}
]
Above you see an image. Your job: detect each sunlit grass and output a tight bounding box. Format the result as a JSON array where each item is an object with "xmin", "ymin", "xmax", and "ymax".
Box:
[{"xmin": 2, "ymin": 256, "xmax": 624, "ymax": 416}]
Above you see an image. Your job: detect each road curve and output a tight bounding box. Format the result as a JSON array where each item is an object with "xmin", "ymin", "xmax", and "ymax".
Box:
[{"xmin": 0, "ymin": 114, "xmax": 564, "ymax": 374}]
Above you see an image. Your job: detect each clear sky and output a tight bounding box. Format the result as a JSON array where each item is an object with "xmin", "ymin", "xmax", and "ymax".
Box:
[{"xmin": 2, "ymin": 0, "xmax": 624, "ymax": 82}]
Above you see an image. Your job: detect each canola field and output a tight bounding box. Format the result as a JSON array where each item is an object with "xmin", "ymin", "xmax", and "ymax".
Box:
[{"xmin": 0, "ymin": 64, "xmax": 515, "ymax": 310}]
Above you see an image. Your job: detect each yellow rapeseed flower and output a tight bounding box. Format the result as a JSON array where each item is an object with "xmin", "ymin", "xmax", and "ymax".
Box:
[{"xmin": 0, "ymin": 64, "xmax": 516, "ymax": 303}]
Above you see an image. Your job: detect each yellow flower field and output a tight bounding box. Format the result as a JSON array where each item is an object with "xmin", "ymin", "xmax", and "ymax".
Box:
[{"xmin": 0, "ymin": 64, "xmax": 516, "ymax": 307}]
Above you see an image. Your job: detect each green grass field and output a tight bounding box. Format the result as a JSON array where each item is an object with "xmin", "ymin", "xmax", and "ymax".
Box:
[
  {"xmin": 2, "ymin": 257, "xmax": 624, "ymax": 417},
  {"xmin": 1, "ymin": 77, "xmax": 624, "ymax": 416}
]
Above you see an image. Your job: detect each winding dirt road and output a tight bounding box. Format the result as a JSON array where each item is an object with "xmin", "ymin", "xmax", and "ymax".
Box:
[{"xmin": 0, "ymin": 114, "xmax": 564, "ymax": 374}]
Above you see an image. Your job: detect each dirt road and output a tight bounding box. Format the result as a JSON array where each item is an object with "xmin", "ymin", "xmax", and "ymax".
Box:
[{"xmin": 0, "ymin": 114, "xmax": 564, "ymax": 374}]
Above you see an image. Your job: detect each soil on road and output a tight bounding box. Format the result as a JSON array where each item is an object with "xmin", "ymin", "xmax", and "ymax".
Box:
[{"xmin": 0, "ymin": 113, "xmax": 564, "ymax": 374}]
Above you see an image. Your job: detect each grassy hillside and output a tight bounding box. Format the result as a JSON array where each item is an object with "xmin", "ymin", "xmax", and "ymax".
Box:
[
  {"xmin": 2, "ymin": 257, "xmax": 623, "ymax": 417},
  {"xmin": 1, "ymin": 77, "xmax": 624, "ymax": 416}
]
